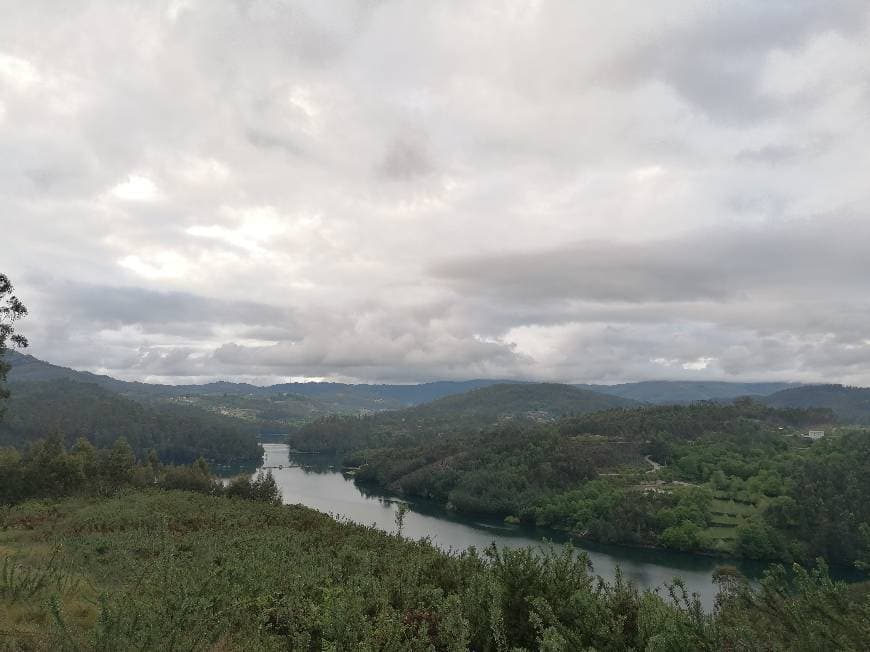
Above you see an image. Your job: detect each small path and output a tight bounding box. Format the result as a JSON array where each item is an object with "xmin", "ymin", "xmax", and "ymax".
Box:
[{"xmin": 644, "ymin": 455, "xmax": 663, "ymax": 474}]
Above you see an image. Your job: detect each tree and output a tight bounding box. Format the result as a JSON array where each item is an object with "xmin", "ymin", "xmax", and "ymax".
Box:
[
  {"xmin": 0, "ymin": 273, "xmax": 28, "ymax": 414},
  {"xmin": 100, "ymin": 437, "xmax": 135, "ymax": 489}
]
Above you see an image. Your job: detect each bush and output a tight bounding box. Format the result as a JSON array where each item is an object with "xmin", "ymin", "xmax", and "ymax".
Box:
[{"xmin": 225, "ymin": 471, "xmax": 282, "ymax": 504}]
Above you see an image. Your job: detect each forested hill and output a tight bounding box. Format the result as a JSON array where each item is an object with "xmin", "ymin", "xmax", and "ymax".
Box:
[
  {"xmin": 410, "ymin": 382, "xmax": 639, "ymax": 420},
  {"xmin": 5, "ymin": 351, "xmax": 503, "ymax": 402},
  {"xmin": 763, "ymin": 384, "xmax": 870, "ymax": 424},
  {"xmin": 578, "ymin": 380, "xmax": 800, "ymax": 404},
  {"xmin": 342, "ymin": 400, "xmax": 870, "ymax": 566},
  {"xmin": 0, "ymin": 379, "xmax": 261, "ymax": 464},
  {"xmin": 5, "ymin": 350, "xmax": 131, "ymax": 392},
  {"xmin": 5, "ymin": 351, "xmax": 804, "ymax": 407},
  {"xmin": 557, "ymin": 399, "xmax": 835, "ymax": 441},
  {"xmin": 4, "ymin": 351, "xmax": 506, "ymax": 411},
  {"xmin": 288, "ymin": 383, "xmax": 638, "ymax": 453},
  {"xmin": 10, "ymin": 351, "xmax": 847, "ymax": 418}
]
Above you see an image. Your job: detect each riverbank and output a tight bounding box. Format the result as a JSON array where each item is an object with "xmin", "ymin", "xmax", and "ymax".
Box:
[
  {"xmin": 272, "ymin": 445, "xmax": 865, "ymax": 596},
  {"xmin": 4, "ymin": 488, "xmax": 867, "ymax": 650}
]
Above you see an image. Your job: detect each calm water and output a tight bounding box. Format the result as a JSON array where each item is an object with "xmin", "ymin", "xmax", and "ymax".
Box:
[{"xmin": 241, "ymin": 444, "xmax": 790, "ymax": 610}]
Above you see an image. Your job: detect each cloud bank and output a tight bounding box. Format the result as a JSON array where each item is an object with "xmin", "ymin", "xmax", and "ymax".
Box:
[{"xmin": 2, "ymin": 1, "xmax": 870, "ymax": 384}]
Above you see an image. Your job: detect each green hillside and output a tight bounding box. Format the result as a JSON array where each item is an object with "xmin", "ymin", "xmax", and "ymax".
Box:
[
  {"xmin": 580, "ymin": 380, "xmax": 800, "ymax": 404},
  {"xmin": 288, "ymin": 383, "xmax": 637, "ymax": 453},
  {"xmin": 2, "ymin": 490, "xmax": 867, "ymax": 650},
  {"xmin": 303, "ymin": 399, "xmax": 870, "ymax": 565},
  {"xmin": 4, "ymin": 351, "xmax": 402, "ymax": 428},
  {"xmin": 764, "ymin": 384, "xmax": 870, "ymax": 424},
  {"xmin": 0, "ymin": 379, "xmax": 261, "ymax": 464}
]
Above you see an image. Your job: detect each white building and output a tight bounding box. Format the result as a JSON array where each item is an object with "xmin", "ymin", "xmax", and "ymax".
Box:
[{"xmin": 806, "ymin": 430, "xmax": 825, "ymax": 440}]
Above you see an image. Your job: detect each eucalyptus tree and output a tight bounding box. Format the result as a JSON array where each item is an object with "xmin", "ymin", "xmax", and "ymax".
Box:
[{"xmin": 0, "ymin": 273, "xmax": 27, "ymax": 414}]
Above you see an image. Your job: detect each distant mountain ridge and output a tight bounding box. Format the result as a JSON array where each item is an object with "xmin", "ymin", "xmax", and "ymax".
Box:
[
  {"xmin": 6, "ymin": 350, "xmax": 808, "ymax": 407},
  {"xmin": 764, "ymin": 384, "xmax": 870, "ymax": 425},
  {"xmin": 577, "ymin": 380, "xmax": 801, "ymax": 404},
  {"xmin": 4, "ymin": 351, "xmax": 509, "ymax": 406}
]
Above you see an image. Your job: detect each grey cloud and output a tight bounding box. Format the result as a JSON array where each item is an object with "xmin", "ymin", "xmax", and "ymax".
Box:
[
  {"xmin": 245, "ymin": 128, "xmax": 310, "ymax": 159},
  {"xmin": 378, "ymin": 134, "xmax": 434, "ymax": 180},
  {"xmin": 602, "ymin": 1, "xmax": 868, "ymax": 121},
  {"xmin": 3, "ymin": 1, "xmax": 870, "ymax": 385},
  {"xmin": 736, "ymin": 144, "xmax": 804, "ymax": 165},
  {"xmin": 45, "ymin": 282, "xmax": 296, "ymax": 332},
  {"xmin": 430, "ymin": 217, "xmax": 870, "ymax": 304}
]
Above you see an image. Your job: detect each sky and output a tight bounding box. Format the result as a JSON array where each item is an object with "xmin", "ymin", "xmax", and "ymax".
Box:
[{"xmin": 2, "ymin": 0, "xmax": 870, "ymax": 385}]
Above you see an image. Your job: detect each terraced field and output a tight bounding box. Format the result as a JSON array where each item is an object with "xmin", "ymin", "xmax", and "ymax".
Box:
[{"xmin": 704, "ymin": 495, "xmax": 761, "ymax": 552}]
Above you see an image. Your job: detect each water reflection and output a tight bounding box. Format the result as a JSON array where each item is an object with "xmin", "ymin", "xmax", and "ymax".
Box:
[{"xmin": 238, "ymin": 442, "xmax": 864, "ymax": 611}]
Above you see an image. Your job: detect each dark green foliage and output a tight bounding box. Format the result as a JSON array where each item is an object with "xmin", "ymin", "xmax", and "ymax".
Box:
[
  {"xmin": 0, "ymin": 273, "xmax": 28, "ymax": 415},
  {"xmin": 0, "ymin": 436, "xmax": 275, "ymax": 507},
  {"xmin": 289, "ymin": 382, "xmax": 638, "ymax": 454},
  {"xmin": 0, "ymin": 379, "xmax": 261, "ymax": 464},
  {"xmin": 714, "ymin": 561, "xmax": 870, "ymax": 651},
  {"xmin": 765, "ymin": 383, "xmax": 870, "ymax": 424},
  {"xmin": 301, "ymin": 399, "xmax": 870, "ymax": 564},
  {"xmin": 763, "ymin": 429, "xmax": 870, "ymax": 562},
  {"xmin": 1, "ymin": 490, "xmax": 867, "ymax": 650},
  {"xmin": 559, "ymin": 398, "xmax": 833, "ymax": 442},
  {"xmin": 225, "ymin": 470, "xmax": 282, "ymax": 504},
  {"xmin": 576, "ymin": 380, "xmax": 800, "ymax": 404},
  {"xmin": 353, "ymin": 422, "xmax": 643, "ymax": 520}
]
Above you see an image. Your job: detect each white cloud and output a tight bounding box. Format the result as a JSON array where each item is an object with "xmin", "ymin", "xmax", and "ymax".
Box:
[
  {"xmin": 683, "ymin": 357, "xmax": 716, "ymax": 371},
  {"xmin": 118, "ymin": 253, "xmax": 190, "ymax": 280},
  {"xmin": 2, "ymin": 0, "xmax": 870, "ymax": 384},
  {"xmin": 176, "ymin": 156, "xmax": 230, "ymax": 185},
  {"xmin": 110, "ymin": 175, "xmax": 163, "ymax": 202},
  {"xmin": 0, "ymin": 53, "xmax": 41, "ymax": 92}
]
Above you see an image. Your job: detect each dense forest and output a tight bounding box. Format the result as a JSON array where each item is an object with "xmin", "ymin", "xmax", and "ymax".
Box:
[
  {"xmin": 0, "ymin": 379, "xmax": 261, "ymax": 464},
  {"xmin": 764, "ymin": 384, "xmax": 870, "ymax": 424},
  {"xmin": 297, "ymin": 399, "xmax": 870, "ymax": 565},
  {"xmin": 288, "ymin": 383, "xmax": 638, "ymax": 453},
  {"xmin": 576, "ymin": 380, "xmax": 800, "ymax": 403},
  {"xmin": 0, "ymin": 433, "xmax": 279, "ymax": 506}
]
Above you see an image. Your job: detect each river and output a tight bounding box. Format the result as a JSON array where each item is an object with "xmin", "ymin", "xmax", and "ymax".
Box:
[{"xmin": 231, "ymin": 443, "xmax": 795, "ymax": 610}]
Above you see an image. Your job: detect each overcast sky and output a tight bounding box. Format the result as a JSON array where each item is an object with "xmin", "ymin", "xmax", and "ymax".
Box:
[{"xmin": 2, "ymin": 1, "xmax": 870, "ymax": 385}]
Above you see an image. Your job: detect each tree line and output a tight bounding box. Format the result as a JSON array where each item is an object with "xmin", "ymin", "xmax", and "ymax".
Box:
[
  {"xmin": 0, "ymin": 379, "xmax": 262, "ymax": 465},
  {"xmin": 0, "ymin": 432, "xmax": 279, "ymax": 506},
  {"xmin": 301, "ymin": 399, "xmax": 870, "ymax": 565}
]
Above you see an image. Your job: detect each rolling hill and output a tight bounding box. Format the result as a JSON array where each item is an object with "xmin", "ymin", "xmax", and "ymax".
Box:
[
  {"xmin": 6, "ymin": 351, "xmax": 810, "ymax": 413},
  {"xmin": 288, "ymin": 382, "xmax": 638, "ymax": 453},
  {"xmin": 577, "ymin": 380, "xmax": 800, "ymax": 404},
  {"xmin": 0, "ymin": 378, "xmax": 261, "ymax": 463},
  {"xmin": 764, "ymin": 384, "xmax": 870, "ymax": 424},
  {"xmin": 4, "ymin": 351, "xmax": 504, "ymax": 413},
  {"xmin": 403, "ymin": 382, "xmax": 639, "ymax": 423}
]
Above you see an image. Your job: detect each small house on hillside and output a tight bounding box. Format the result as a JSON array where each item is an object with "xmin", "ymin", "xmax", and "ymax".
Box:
[{"xmin": 805, "ymin": 430, "xmax": 825, "ymax": 440}]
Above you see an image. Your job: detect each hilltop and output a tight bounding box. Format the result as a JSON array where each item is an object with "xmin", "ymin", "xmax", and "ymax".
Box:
[
  {"xmin": 6, "ymin": 351, "xmax": 807, "ymax": 408},
  {"xmin": 764, "ymin": 384, "xmax": 870, "ymax": 424},
  {"xmin": 0, "ymin": 378, "xmax": 260, "ymax": 464},
  {"xmin": 3, "ymin": 351, "xmax": 511, "ymax": 420},
  {"xmin": 316, "ymin": 399, "xmax": 864, "ymax": 565},
  {"xmin": 579, "ymin": 380, "xmax": 800, "ymax": 404},
  {"xmin": 288, "ymin": 382, "xmax": 637, "ymax": 453}
]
